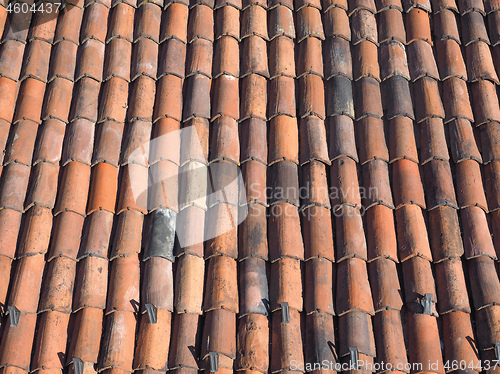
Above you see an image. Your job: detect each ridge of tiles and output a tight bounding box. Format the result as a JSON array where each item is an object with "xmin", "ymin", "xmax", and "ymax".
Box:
[{"xmin": 0, "ymin": 0, "xmax": 500, "ymax": 373}]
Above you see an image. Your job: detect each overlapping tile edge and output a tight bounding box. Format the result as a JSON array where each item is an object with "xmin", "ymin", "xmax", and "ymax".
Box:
[{"xmin": 0, "ymin": 0, "xmax": 500, "ymax": 373}]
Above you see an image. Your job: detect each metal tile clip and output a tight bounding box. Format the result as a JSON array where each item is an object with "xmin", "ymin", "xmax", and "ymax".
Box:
[
  {"xmin": 421, "ymin": 293, "xmax": 433, "ymax": 315},
  {"xmin": 495, "ymin": 342, "xmax": 500, "ymax": 360},
  {"xmin": 73, "ymin": 357, "xmax": 84, "ymax": 374},
  {"xmin": 281, "ymin": 302, "xmax": 290, "ymax": 323},
  {"xmin": 7, "ymin": 306, "xmax": 20, "ymax": 327},
  {"xmin": 209, "ymin": 352, "xmax": 219, "ymax": 373},
  {"xmin": 145, "ymin": 303, "xmax": 157, "ymax": 324},
  {"xmin": 349, "ymin": 346, "xmax": 359, "ymax": 370}
]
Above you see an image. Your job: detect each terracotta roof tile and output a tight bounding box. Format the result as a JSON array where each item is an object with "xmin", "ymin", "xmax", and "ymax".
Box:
[
  {"xmin": 80, "ymin": 3, "xmax": 109, "ymax": 43},
  {"xmin": 376, "ymin": 0, "xmax": 403, "ymax": 11},
  {"xmin": 99, "ymin": 311, "xmax": 137, "ymax": 371},
  {"xmin": 475, "ymin": 305, "xmax": 500, "ymax": 350},
  {"xmin": 468, "ymin": 256, "xmax": 500, "ymax": 309},
  {"xmin": 423, "ymin": 159, "xmax": 458, "ymax": 209},
  {"xmin": 21, "ymin": 40, "xmax": 51, "ymax": 83},
  {"xmin": 466, "ymin": 40, "xmax": 499, "ymax": 83},
  {"xmin": 0, "ymin": 163, "xmax": 30, "ymax": 211},
  {"xmin": 428, "ymin": 206, "xmax": 464, "ymax": 260},
  {"xmin": 434, "ymin": 258, "xmax": 471, "ymax": 313},
  {"xmin": 47, "ymin": 211, "xmax": 85, "ymax": 260},
  {"xmin": 236, "ymin": 314, "xmax": 269, "ymax": 371},
  {"xmin": 323, "ymin": 7, "xmax": 350, "ymax": 40},
  {"xmin": 353, "ymin": 41, "xmax": 380, "ymax": 81},
  {"xmin": 378, "ymin": 8, "xmax": 406, "ymax": 43},
  {"xmin": 392, "ymin": 159, "xmax": 426, "ymax": 208},
  {"xmin": 131, "ymin": 41, "xmax": 158, "ymax": 81},
  {"xmin": 299, "ymin": 116, "xmax": 329, "ymax": 165},
  {"xmin": 336, "ymin": 257, "xmax": 374, "ymax": 315},
  {"xmin": 38, "ymin": 257, "xmax": 76, "ymax": 313},
  {"xmin": 304, "ymin": 312, "xmax": 335, "ymax": 365},
  {"xmin": 326, "ymin": 76, "xmax": 355, "ymax": 118},
  {"xmin": 76, "ymin": 39, "xmax": 106, "ymax": 82},
  {"xmin": 110, "ymin": 210, "xmax": 143, "ymax": 258},
  {"xmin": 73, "ymin": 255, "xmax": 109, "ymax": 310},
  {"xmin": 0, "ymin": 208, "xmax": 22, "ymax": 259},
  {"xmin": 62, "ymin": 119, "xmax": 95, "ymax": 166},
  {"xmin": 402, "ymin": 256, "xmax": 438, "ymax": 315},
  {"xmin": 366, "ymin": 205, "xmax": 398, "ymax": 261},
  {"xmin": 351, "ymin": 9, "xmax": 379, "ymax": 45},
  {"xmin": 462, "ymin": 10, "xmax": 490, "ymax": 45},
  {"xmin": 372, "ymin": 310, "xmax": 407, "ymax": 370},
  {"xmin": 168, "ymin": 313, "xmax": 202, "ymax": 369},
  {"xmin": 354, "ymin": 77, "xmax": 384, "ymax": 119},
  {"xmin": 407, "ymin": 313, "xmax": 444, "ymax": 374},
  {"xmin": 142, "ymin": 256, "xmax": 174, "ymax": 311},
  {"xmin": 304, "ymin": 258, "xmax": 334, "ymax": 314},
  {"xmin": 455, "ymin": 159, "xmax": 488, "ymax": 211},
  {"xmin": 460, "ymin": 206, "xmax": 497, "ymax": 259},
  {"xmin": 133, "ymin": 309, "xmax": 171, "ymax": 371},
  {"xmin": 330, "ymin": 156, "xmax": 362, "ymax": 209},
  {"xmin": 388, "ymin": 116, "xmax": 418, "ymax": 163},
  {"xmin": 16, "ymin": 206, "xmax": 52, "ymax": 258},
  {"xmin": 237, "ymin": 257, "xmax": 269, "ymax": 315},
  {"xmin": 0, "ymin": 311, "xmax": 37, "ymax": 371},
  {"xmin": 8, "ymin": 253, "xmax": 45, "ymax": 313},
  {"xmin": 270, "ymin": 309, "xmax": 304, "ymax": 372},
  {"xmin": 238, "ymin": 203, "xmax": 268, "ymax": 260},
  {"xmin": 395, "ymin": 204, "xmax": 433, "ymax": 261},
  {"xmin": 54, "ymin": 6, "xmax": 84, "ymax": 45},
  {"xmin": 327, "ymin": 115, "xmax": 358, "ymax": 162},
  {"xmin": 338, "ymin": 311, "xmax": 376, "ymax": 357},
  {"xmin": 268, "ymin": 6, "xmax": 295, "ymax": 39},
  {"xmin": 356, "ymin": 116, "xmax": 389, "ymax": 164},
  {"xmin": 368, "ymin": 258, "xmax": 403, "ymax": 311},
  {"xmin": 66, "ymin": 307, "xmax": 104, "ymax": 362},
  {"xmin": 323, "ymin": 37, "xmax": 352, "ymax": 80},
  {"xmin": 406, "ymin": 8, "xmax": 433, "ymax": 44},
  {"xmin": 362, "ymin": 159, "xmax": 395, "ymax": 208}
]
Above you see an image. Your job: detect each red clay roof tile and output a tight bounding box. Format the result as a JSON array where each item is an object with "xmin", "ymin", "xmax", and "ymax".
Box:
[
  {"xmin": 4, "ymin": 120, "xmax": 37, "ymax": 166},
  {"xmin": 200, "ymin": 308, "xmax": 236, "ymax": 362},
  {"xmin": 336, "ymin": 257, "xmax": 374, "ymax": 315},
  {"xmin": 327, "ymin": 115, "xmax": 358, "ymax": 162},
  {"xmin": 133, "ymin": 309, "xmax": 171, "ymax": 371},
  {"xmin": 442, "ymin": 311, "xmax": 480, "ymax": 367},
  {"xmin": 372, "ymin": 310, "xmax": 407, "ymax": 371},
  {"xmin": 466, "ymin": 41, "xmax": 499, "ymax": 83},
  {"xmin": 270, "ymin": 309, "xmax": 304, "ymax": 372},
  {"xmin": 304, "ymin": 258, "xmax": 334, "ymax": 314},
  {"xmin": 407, "ymin": 39, "xmax": 440, "ymax": 80},
  {"xmin": 304, "ymin": 312, "xmax": 335, "ymax": 366},
  {"xmin": 238, "ymin": 257, "xmax": 269, "ymax": 316},
  {"xmin": 300, "ymin": 160, "xmax": 330, "ymax": 208},
  {"xmin": 468, "ymin": 255, "xmax": 500, "ymax": 309},
  {"xmin": 16, "ymin": 206, "xmax": 52, "ymax": 258},
  {"xmin": 22, "ymin": 40, "xmax": 51, "ymax": 82},
  {"xmin": 31, "ymin": 311, "xmax": 70, "ymax": 370},
  {"xmin": 213, "ymin": 37, "xmax": 239, "ymax": 78},
  {"xmin": 0, "ymin": 162, "xmax": 29, "ymax": 212},
  {"xmin": 299, "ymin": 116, "xmax": 330, "ymax": 165},
  {"xmin": 323, "ymin": 7, "xmax": 350, "ymax": 40},
  {"xmin": 402, "ymin": 256, "xmax": 438, "ymax": 315},
  {"xmin": 73, "ymin": 256, "xmax": 108, "ymax": 310},
  {"xmin": 378, "ymin": 8, "xmax": 406, "ymax": 44},
  {"xmin": 142, "ymin": 257, "xmax": 174, "ymax": 311},
  {"xmin": 8, "ymin": 253, "xmax": 45, "ymax": 313},
  {"xmin": 70, "ymin": 78, "xmax": 100, "ymax": 122},
  {"xmin": 436, "ymin": 39, "xmax": 467, "ymax": 80},
  {"xmin": 395, "ymin": 204, "xmax": 433, "ymax": 261},
  {"xmin": 268, "ymin": 203, "xmax": 304, "ymax": 260},
  {"xmin": 376, "ymin": 0, "xmax": 403, "ymax": 11},
  {"xmin": 330, "ymin": 156, "xmax": 362, "ymax": 209},
  {"xmin": 0, "ymin": 311, "xmax": 37, "ymax": 371},
  {"xmin": 461, "ymin": 206, "xmax": 497, "ymax": 259},
  {"xmin": 106, "ymin": 254, "xmax": 140, "ymax": 313},
  {"xmin": 62, "ymin": 119, "xmax": 95, "ymax": 166},
  {"xmin": 203, "ymin": 254, "xmax": 238, "ymax": 312},
  {"xmin": 268, "ymin": 116, "xmax": 299, "ymax": 164},
  {"xmin": 448, "ymin": 118, "xmax": 483, "ymax": 162},
  {"xmin": 0, "ymin": 40, "xmax": 24, "ymax": 81},
  {"xmin": 110, "ymin": 210, "xmax": 143, "ymax": 258},
  {"xmin": 236, "ymin": 314, "xmax": 269, "ymax": 371},
  {"xmin": 67, "ymin": 307, "xmax": 104, "ymax": 363},
  {"xmin": 407, "ymin": 312, "xmax": 445, "ymax": 374},
  {"xmin": 0, "ymin": 208, "xmax": 22, "ymax": 259},
  {"xmin": 238, "ymin": 203, "xmax": 268, "ymax": 260},
  {"xmin": 240, "ymin": 36, "xmax": 269, "ymax": 78},
  {"xmin": 241, "ymin": 161, "xmax": 266, "ymax": 205},
  {"xmin": 349, "ymin": 0, "xmax": 377, "ymax": 13},
  {"xmin": 353, "ymin": 41, "xmax": 380, "ymax": 81},
  {"xmin": 99, "ymin": 311, "xmax": 137, "ymax": 371},
  {"xmin": 268, "ymin": 6, "xmax": 295, "ymax": 39},
  {"xmin": 185, "ymin": 38, "xmax": 213, "ymax": 78},
  {"xmin": 28, "ymin": 11, "xmax": 57, "ymax": 44},
  {"xmin": 54, "ymin": 161, "xmax": 91, "ymax": 216},
  {"xmin": 423, "ymin": 159, "xmax": 458, "ymax": 209},
  {"xmin": 462, "ymin": 10, "xmax": 489, "ymax": 45},
  {"xmin": 301, "ymin": 206, "xmax": 334, "ymax": 261},
  {"xmin": 434, "ymin": 258, "xmax": 471, "ymax": 313},
  {"xmin": 392, "ymin": 159, "xmax": 426, "ymax": 208},
  {"xmin": 354, "ymin": 77, "xmax": 383, "ymax": 119},
  {"xmin": 103, "ymin": 40, "xmax": 132, "ymax": 81},
  {"xmin": 205, "ymin": 204, "xmax": 238, "ymax": 257},
  {"xmin": 338, "ymin": 311, "xmax": 376, "ymax": 357},
  {"xmin": 131, "ymin": 40, "xmax": 158, "ymax": 81},
  {"xmin": 270, "ymin": 257, "xmax": 303, "ymax": 311},
  {"xmin": 38, "ymin": 257, "xmax": 76, "ymax": 313},
  {"xmin": 297, "ymin": 37, "xmax": 323, "ymax": 78},
  {"xmin": 80, "ymin": 3, "xmax": 109, "ymax": 43},
  {"xmin": 419, "ymin": 117, "xmax": 449, "ymax": 163},
  {"xmin": 427, "ymin": 207, "xmax": 463, "ymax": 261},
  {"xmin": 298, "ymin": 74, "xmax": 325, "ymax": 119},
  {"xmin": 75, "ymin": 39, "xmax": 105, "ymax": 82},
  {"xmin": 368, "ymin": 258, "xmax": 403, "ymax": 311},
  {"xmin": 406, "ymin": 8, "xmax": 433, "ymax": 44},
  {"xmin": 366, "ymin": 204, "xmax": 398, "ymax": 261},
  {"xmin": 455, "ymin": 159, "xmax": 489, "ymax": 211},
  {"xmin": 351, "ymin": 9, "xmax": 379, "ymax": 45},
  {"xmin": 388, "ymin": 116, "xmax": 418, "ymax": 163},
  {"xmin": 362, "ymin": 159, "xmax": 395, "ymax": 208},
  {"xmin": 168, "ymin": 312, "xmax": 202, "ymax": 369}
]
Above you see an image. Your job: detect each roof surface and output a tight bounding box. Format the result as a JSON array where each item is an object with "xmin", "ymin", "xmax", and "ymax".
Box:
[{"xmin": 0, "ymin": 0, "xmax": 500, "ymax": 373}]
